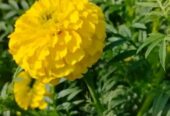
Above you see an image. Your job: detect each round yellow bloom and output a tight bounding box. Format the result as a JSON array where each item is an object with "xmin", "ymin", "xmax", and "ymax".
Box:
[
  {"xmin": 9, "ymin": 0, "xmax": 106, "ymax": 82},
  {"xmin": 14, "ymin": 71, "xmax": 48, "ymax": 110}
]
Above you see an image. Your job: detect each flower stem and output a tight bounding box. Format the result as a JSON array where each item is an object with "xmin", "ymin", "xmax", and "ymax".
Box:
[
  {"xmin": 137, "ymin": 93, "xmax": 156, "ymax": 116},
  {"xmin": 84, "ymin": 75, "xmax": 104, "ymax": 116}
]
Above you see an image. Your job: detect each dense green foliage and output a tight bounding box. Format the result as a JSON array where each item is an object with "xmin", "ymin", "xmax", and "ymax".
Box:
[{"xmin": 1, "ymin": 0, "xmax": 170, "ymax": 115}]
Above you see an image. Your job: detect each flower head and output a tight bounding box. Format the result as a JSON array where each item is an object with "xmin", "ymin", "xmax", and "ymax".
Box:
[
  {"xmin": 9, "ymin": 0, "xmax": 106, "ymax": 82},
  {"xmin": 14, "ymin": 71, "xmax": 48, "ymax": 110}
]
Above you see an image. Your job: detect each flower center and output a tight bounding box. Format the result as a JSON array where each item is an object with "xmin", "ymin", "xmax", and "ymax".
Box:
[
  {"xmin": 29, "ymin": 78, "xmax": 36, "ymax": 88},
  {"xmin": 43, "ymin": 13, "xmax": 52, "ymax": 21}
]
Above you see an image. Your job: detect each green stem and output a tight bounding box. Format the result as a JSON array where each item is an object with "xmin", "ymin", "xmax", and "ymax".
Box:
[
  {"xmin": 137, "ymin": 93, "xmax": 156, "ymax": 116},
  {"xmin": 137, "ymin": 67, "xmax": 165, "ymax": 116},
  {"xmin": 84, "ymin": 76, "xmax": 104, "ymax": 116}
]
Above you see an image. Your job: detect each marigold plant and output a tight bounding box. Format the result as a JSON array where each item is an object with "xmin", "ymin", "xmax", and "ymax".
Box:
[
  {"xmin": 4, "ymin": 0, "xmax": 170, "ymax": 115},
  {"xmin": 9, "ymin": 0, "xmax": 106, "ymax": 83}
]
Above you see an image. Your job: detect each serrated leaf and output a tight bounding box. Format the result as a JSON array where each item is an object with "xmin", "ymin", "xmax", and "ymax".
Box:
[
  {"xmin": 67, "ymin": 89, "xmax": 82, "ymax": 101},
  {"xmin": 102, "ymin": 78, "xmax": 116, "ymax": 91},
  {"xmin": 159, "ymin": 39, "xmax": 166, "ymax": 70},
  {"xmin": 145, "ymin": 39, "xmax": 162, "ymax": 58},
  {"xmin": 58, "ymin": 87, "xmax": 79, "ymax": 99},
  {"xmin": 137, "ymin": 33, "xmax": 165, "ymax": 54}
]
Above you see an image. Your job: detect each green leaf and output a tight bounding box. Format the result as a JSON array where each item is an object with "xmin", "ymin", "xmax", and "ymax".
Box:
[
  {"xmin": 112, "ymin": 50, "xmax": 136, "ymax": 62},
  {"xmin": 159, "ymin": 39, "xmax": 166, "ymax": 70},
  {"xmin": 72, "ymin": 100, "xmax": 84, "ymax": 105},
  {"xmin": 0, "ymin": 3, "xmax": 11, "ymax": 10},
  {"xmin": 8, "ymin": 0, "xmax": 19, "ymax": 10},
  {"xmin": 104, "ymin": 39, "xmax": 126, "ymax": 51},
  {"xmin": 67, "ymin": 89, "xmax": 82, "ymax": 101},
  {"xmin": 136, "ymin": 2, "xmax": 159, "ymax": 8},
  {"xmin": 132, "ymin": 23, "xmax": 146, "ymax": 29},
  {"xmin": 148, "ymin": 11, "xmax": 164, "ymax": 17},
  {"xmin": 137, "ymin": 33, "xmax": 165, "ymax": 54},
  {"xmin": 145, "ymin": 39, "xmax": 162, "ymax": 58},
  {"xmin": 0, "ymin": 83, "xmax": 9, "ymax": 99},
  {"xmin": 4, "ymin": 10, "xmax": 17, "ymax": 19},
  {"xmin": 119, "ymin": 25, "xmax": 131, "ymax": 38},
  {"xmin": 152, "ymin": 93, "xmax": 169, "ymax": 116},
  {"xmin": 0, "ymin": 22, "xmax": 6, "ymax": 31},
  {"xmin": 21, "ymin": 0, "xmax": 29, "ymax": 10},
  {"xmin": 106, "ymin": 23, "xmax": 117, "ymax": 33},
  {"xmin": 58, "ymin": 87, "xmax": 79, "ymax": 99},
  {"xmin": 165, "ymin": 36, "xmax": 170, "ymax": 41},
  {"xmin": 166, "ymin": 109, "xmax": 170, "ymax": 116}
]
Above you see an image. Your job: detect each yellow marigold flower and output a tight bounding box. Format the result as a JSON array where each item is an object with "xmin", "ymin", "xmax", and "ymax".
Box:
[
  {"xmin": 9, "ymin": 0, "xmax": 106, "ymax": 82},
  {"xmin": 14, "ymin": 71, "xmax": 48, "ymax": 110}
]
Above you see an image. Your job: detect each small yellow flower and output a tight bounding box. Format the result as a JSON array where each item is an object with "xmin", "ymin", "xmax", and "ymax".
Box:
[
  {"xmin": 9, "ymin": 0, "xmax": 106, "ymax": 82},
  {"xmin": 14, "ymin": 71, "xmax": 48, "ymax": 110}
]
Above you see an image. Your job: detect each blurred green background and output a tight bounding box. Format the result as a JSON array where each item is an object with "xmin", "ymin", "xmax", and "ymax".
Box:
[{"xmin": 1, "ymin": 0, "xmax": 170, "ymax": 116}]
